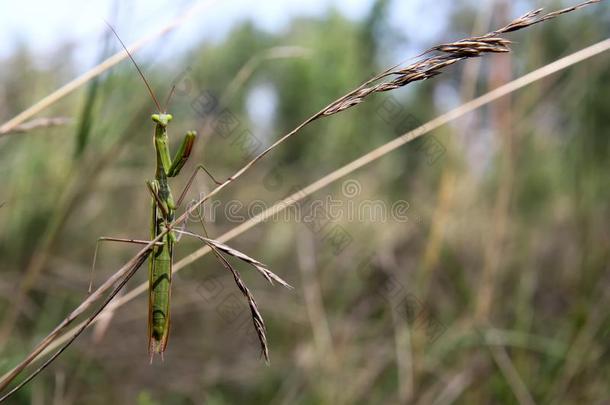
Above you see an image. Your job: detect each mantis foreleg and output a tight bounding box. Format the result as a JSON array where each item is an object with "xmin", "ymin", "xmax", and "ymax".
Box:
[{"xmin": 176, "ymin": 164, "xmax": 223, "ymax": 207}]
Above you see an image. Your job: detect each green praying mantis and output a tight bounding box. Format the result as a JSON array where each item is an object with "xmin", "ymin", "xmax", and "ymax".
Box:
[{"xmin": 94, "ymin": 24, "xmax": 291, "ymax": 361}]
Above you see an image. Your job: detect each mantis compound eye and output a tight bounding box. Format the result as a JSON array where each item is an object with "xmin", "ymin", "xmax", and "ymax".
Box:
[{"xmin": 151, "ymin": 113, "xmax": 173, "ymax": 126}]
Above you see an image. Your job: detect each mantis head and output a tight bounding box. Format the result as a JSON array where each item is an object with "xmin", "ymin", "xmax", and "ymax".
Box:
[{"xmin": 151, "ymin": 113, "xmax": 173, "ymax": 127}]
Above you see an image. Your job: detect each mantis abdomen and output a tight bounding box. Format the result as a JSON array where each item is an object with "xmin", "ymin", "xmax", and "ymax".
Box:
[
  {"xmin": 148, "ymin": 174, "xmax": 175, "ymax": 355},
  {"xmin": 148, "ymin": 233, "xmax": 172, "ymax": 354}
]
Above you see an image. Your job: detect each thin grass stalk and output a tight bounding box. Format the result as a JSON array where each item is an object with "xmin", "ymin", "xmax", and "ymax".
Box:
[
  {"xmin": 0, "ymin": 251, "xmax": 151, "ymax": 402},
  {"xmin": 0, "ymin": 249, "xmax": 152, "ymax": 396},
  {"xmin": 0, "ymin": 117, "xmax": 72, "ymax": 136},
  {"xmin": 0, "ymin": 0, "xmax": 218, "ymax": 135},
  {"xmin": 0, "ymin": 103, "xmax": 151, "ymax": 349},
  {"xmin": 183, "ymin": 232, "xmax": 272, "ymax": 363}
]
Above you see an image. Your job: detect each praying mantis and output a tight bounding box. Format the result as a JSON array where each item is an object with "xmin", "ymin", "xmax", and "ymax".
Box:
[{"xmin": 95, "ymin": 24, "xmax": 291, "ymax": 361}]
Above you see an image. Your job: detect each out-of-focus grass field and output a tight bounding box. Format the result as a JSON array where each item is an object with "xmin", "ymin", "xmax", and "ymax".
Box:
[{"xmin": 0, "ymin": 1, "xmax": 608, "ymax": 404}]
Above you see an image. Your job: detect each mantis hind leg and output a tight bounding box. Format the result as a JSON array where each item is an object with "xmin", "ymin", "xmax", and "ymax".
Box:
[{"xmin": 90, "ymin": 237, "xmax": 162, "ymax": 293}]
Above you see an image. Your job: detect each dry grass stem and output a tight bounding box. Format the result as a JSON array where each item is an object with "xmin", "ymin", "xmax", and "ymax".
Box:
[
  {"xmin": 323, "ymin": 0, "xmax": 600, "ymax": 115},
  {"xmin": 488, "ymin": 345, "xmax": 536, "ymax": 405},
  {"xmin": 0, "ymin": 117, "xmax": 72, "ymax": 136},
  {"xmin": 181, "ymin": 231, "xmax": 273, "ymax": 362},
  {"xmin": 177, "ymin": 230, "xmax": 293, "ymax": 361},
  {"xmin": 0, "ymin": 0, "xmax": 218, "ymax": 135},
  {"xmin": 178, "ymin": 231, "xmax": 292, "ymax": 289},
  {"xmin": 0, "ymin": 250, "xmax": 152, "ymax": 401}
]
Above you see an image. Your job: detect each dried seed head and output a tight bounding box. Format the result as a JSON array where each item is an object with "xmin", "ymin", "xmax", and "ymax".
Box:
[{"xmin": 318, "ymin": 0, "xmax": 599, "ymax": 118}]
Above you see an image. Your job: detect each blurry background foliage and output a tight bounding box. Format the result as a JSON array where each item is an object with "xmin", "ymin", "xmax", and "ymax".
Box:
[{"xmin": 0, "ymin": 0, "xmax": 608, "ymax": 403}]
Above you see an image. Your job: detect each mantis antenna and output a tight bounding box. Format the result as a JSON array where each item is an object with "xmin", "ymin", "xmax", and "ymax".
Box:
[
  {"xmin": 163, "ymin": 85, "xmax": 177, "ymax": 113},
  {"xmin": 104, "ymin": 21, "xmax": 163, "ymax": 112}
]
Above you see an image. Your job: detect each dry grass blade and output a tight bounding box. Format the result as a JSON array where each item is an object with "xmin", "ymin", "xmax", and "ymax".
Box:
[
  {"xmin": 186, "ymin": 232, "xmax": 271, "ymax": 362},
  {"xmin": 221, "ymin": 254, "xmax": 270, "ymax": 363},
  {"xmin": 323, "ymin": 0, "xmax": 600, "ymax": 115},
  {"xmin": 0, "ymin": 0, "xmax": 218, "ymax": 135},
  {"xmin": 0, "ymin": 249, "xmax": 151, "ymax": 402},
  {"xmin": 0, "ymin": 117, "xmax": 72, "ymax": 136},
  {"xmin": 496, "ymin": 0, "xmax": 600, "ymax": 33},
  {"xmin": 178, "ymin": 230, "xmax": 292, "ymax": 289}
]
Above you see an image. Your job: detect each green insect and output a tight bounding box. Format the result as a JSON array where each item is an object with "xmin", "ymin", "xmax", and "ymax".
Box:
[
  {"xmin": 97, "ymin": 24, "xmax": 219, "ymax": 358},
  {"xmin": 146, "ymin": 112, "xmax": 192, "ymax": 354},
  {"xmin": 92, "ymin": 24, "xmax": 290, "ymax": 360}
]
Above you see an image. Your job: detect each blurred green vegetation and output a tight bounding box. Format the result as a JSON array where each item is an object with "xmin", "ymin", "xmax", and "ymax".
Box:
[{"xmin": 0, "ymin": 1, "xmax": 608, "ymax": 404}]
